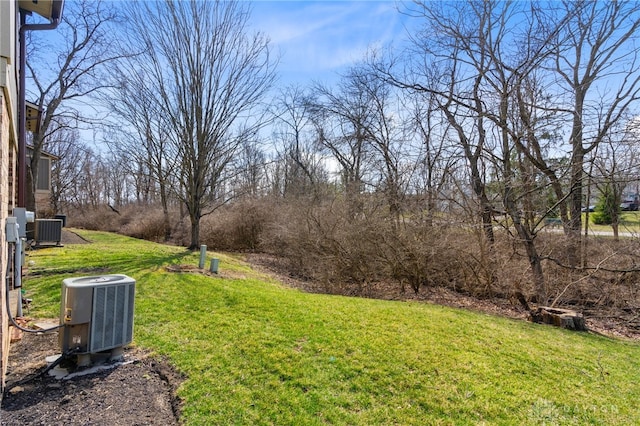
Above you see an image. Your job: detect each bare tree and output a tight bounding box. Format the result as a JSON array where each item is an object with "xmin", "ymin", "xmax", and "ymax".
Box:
[
  {"xmin": 512, "ymin": 71, "xmax": 571, "ymax": 230},
  {"xmin": 232, "ymin": 139, "xmax": 268, "ymax": 198},
  {"xmin": 406, "ymin": 90, "xmax": 459, "ymax": 227},
  {"xmin": 345, "ymin": 64, "xmax": 407, "ymax": 222},
  {"xmin": 26, "ymin": 0, "xmax": 123, "ymax": 214},
  {"xmin": 591, "ymin": 121, "xmax": 640, "ymax": 240},
  {"xmin": 553, "ymin": 0, "xmax": 640, "ymax": 249},
  {"xmin": 72, "ymin": 148, "xmax": 105, "ymax": 208},
  {"xmin": 377, "ymin": 0, "xmax": 640, "ymax": 301},
  {"xmin": 389, "ymin": 1, "xmax": 567, "ymax": 301},
  {"xmin": 47, "ymin": 121, "xmax": 85, "ymax": 214},
  {"xmin": 271, "ymin": 86, "xmax": 324, "ymax": 198},
  {"xmin": 103, "ymin": 64, "xmax": 178, "ymax": 241},
  {"xmin": 101, "ymin": 151, "xmax": 132, "ymax": 207},
  {"xmin": 305, "ymin": 63, "xmax": 408, "ymax": 218},
  {"xmin": 124, "ymin": 0, "xmax": 276, "ymax": 248}
]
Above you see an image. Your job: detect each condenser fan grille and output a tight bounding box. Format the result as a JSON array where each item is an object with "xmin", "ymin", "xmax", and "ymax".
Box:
[{"xmin": 90, "ymin": 283, "xmax": 135, "ymax": 353}]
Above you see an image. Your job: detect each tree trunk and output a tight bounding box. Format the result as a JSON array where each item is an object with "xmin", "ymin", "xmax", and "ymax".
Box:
[
  {"xmin": 188, "ymin": 198, "xmax": 201, "ymax": 250},
  {"xmin": 160, "ymin": 181, "xmax": 171, "ymax": 242},
  {"xmin": 26, "ymin": 168, "xmax": 37, "ymax": 214},
  {"xmin": 189, "ymin": 213, "xmax": 200, "ymax": 250},
  {"xmin": 567, "ymin": 92, "xmax": 586, "ymax": 267},
  {"xmin": 521, "ymin": 230, "xmax": 546, "ymax": 304}
]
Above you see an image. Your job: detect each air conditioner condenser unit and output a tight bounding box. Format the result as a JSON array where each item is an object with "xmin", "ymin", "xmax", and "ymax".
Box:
[
  {"xmin": 59, "ymin": 274, "xmax": 135, "ymax": 364},
  {"xmin": 35, "ymin": 218, "xmax": 63, "ymax": 246}
]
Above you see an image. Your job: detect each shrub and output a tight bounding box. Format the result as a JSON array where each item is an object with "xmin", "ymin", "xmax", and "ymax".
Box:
[
  {"xmin": 260, "ymin": 195, "xmax": 484, "ymax": 297},
  {"xmin": 68, "ymin": 205, "xmax": 122, "ymax": 232},
  {"xmin": 120, "ymin": 208, "xmax": 172, "ymax": 242},
  {"xmin": 591, "ymin": 183, "xmax": 616, "ymax": 225},
  {"xmin": 200, "ymin": 199, "xmax": 277, "ymax": 251},
  {"xmin": 68, "ymin": 204, "xmax": 176, "ymax": 242}
]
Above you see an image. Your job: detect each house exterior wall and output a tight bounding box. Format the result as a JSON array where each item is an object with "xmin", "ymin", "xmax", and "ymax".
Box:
[
  {"xmin": 0, "ymin": 0, "xmax": 19, "ymax": 393},
  {"xmin": 35, "ymin": 190, "xmax": 52, "ymax": 215},
  {"xmin": 0, "ymin": 93, "xmax": 10, "ymax": 394},
  {"xmin": 27, "ymin": 151, "xmax": 56, "ymax": 215}
]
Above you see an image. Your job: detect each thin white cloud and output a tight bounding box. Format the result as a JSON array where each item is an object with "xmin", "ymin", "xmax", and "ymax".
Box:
[{"xmin": 250, "ymin": 1, "xmax": 406, "ymax": 83}]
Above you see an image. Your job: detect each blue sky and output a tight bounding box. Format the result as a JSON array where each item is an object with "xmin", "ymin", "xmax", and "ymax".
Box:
[
  {"xmin": 249, "ymin": 1, "xmax": 410, "ymax": 85},
  {"xmin": 28, "ymin": 0, "xmax": 414, "ymax": 149}
]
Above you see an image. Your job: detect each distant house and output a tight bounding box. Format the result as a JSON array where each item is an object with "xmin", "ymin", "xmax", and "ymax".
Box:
[{"xmin": 26, "ymin": 145, "xmax": 58, "ymax": 215}]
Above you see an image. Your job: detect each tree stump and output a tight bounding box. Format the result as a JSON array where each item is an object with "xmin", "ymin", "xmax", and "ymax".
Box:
[{"xmin": 529, "ymin": 307, "xmax": 587, "ymax": 331}]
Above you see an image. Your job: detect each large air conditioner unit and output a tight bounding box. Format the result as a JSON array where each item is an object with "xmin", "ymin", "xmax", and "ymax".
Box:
[
  {"xmin": 35, "ymin": 218, "xmax": 63, "ymax": 246},
  {"xmin": 59, "ymin": 275, "xmax": 135, "ymax": 362}
]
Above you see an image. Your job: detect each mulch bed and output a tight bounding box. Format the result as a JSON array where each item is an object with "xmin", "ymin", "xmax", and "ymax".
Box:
[
  {"xmin": 2, "ymin": 330, "xmax": 182, "ymax": 426},
  {"xmin": 2, "ymin": 229, "xmax": 182, "ymax": 425}
]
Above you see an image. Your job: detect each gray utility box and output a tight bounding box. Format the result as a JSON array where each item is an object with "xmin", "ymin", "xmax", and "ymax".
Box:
[{"xmin": 59, "ymin": 274, "xmax": 135, "ymax": 355}]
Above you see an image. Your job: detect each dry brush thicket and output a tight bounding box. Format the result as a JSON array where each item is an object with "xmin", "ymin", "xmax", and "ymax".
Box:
[{"xmin": 68, "ymin": 199, "xmax": 640, "ymax": 330}]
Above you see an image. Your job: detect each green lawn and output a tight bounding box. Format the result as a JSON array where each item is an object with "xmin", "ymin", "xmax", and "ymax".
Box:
[
  {"xmin": 23, "ymin": 230, "xmax": 640, "ymax": 425},
  {"xmin": 584, "ymin": 211, "xmax": 640, "ymax": 233}
]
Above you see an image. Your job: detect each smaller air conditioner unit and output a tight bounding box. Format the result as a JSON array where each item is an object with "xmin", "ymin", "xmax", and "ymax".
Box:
[
  {"xmin": 59, "ymin": 275, "xmax": 135, "ymax": 362},
  {"xmin": 35, "ymin": 218, "xmax": 63, "ymax": 246}
]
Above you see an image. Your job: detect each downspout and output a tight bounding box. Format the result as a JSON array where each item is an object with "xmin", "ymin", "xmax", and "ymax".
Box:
[{"xmin": 17, "ymin": 5, "xmax": 63, "ymax": 207}]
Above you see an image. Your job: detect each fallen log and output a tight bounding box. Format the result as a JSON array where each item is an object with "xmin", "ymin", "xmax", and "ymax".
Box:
[{"xmin": 529, "ymin": 307, "xmax": 587, "ymax": 331}]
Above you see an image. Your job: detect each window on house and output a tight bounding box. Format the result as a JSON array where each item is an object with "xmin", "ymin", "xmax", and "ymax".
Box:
[{"xmin": 37, "ymin": 157, "xmax": 50, "ymax": 191}]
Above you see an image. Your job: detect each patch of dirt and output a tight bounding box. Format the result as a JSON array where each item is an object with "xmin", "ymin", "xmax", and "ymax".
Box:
[
  {"xmin": 1, "ymin": 330, "xmax": 183, "ymax": 425},
  {"xmin": 59, "ymin": 229, "xmax": 91, "ymax": 245},
  {"xmin": 165, "ymin": 264, "xmax": 248, "ymax": 280},
  {"xmin": 27, "ymin": 229, "xmax": 90, "ymax": 250}
]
